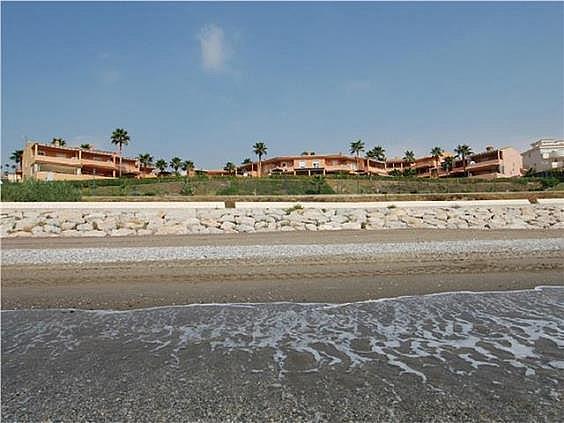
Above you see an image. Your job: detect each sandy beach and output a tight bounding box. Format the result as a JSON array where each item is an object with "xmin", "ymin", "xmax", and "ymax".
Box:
[
  {"xmin": 2, "ymin": 229, "xmax": 564, "ymax": 421},
  {"xmin": 2, "ymin": 229, "xmax": 563, "ymax": 310}
]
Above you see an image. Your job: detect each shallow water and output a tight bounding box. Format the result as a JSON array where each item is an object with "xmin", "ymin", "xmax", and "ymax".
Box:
[{"xmin": 2, "ymin": 287, "xmax": 564, "ymax": 421}]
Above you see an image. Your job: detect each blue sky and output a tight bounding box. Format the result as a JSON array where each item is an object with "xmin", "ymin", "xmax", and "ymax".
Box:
[{"xmin": 2, "ymin": 1, "xmax": 563, "ymax": 168}]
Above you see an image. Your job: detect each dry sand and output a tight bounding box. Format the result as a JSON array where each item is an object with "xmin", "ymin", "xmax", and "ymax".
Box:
[{"xmin": 2, "ymin": 229, "xmax": 563, "ymax": 310}]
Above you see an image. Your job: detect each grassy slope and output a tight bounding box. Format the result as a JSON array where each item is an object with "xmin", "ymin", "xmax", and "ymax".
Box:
[{"xmin": 83, "ymin": 176, "xmax": 553, "ymax": 197}]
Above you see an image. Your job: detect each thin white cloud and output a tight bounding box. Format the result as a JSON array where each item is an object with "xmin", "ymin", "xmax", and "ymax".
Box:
[
  {"xmin": 198, "ymin": 24, "xmax": 230, "ymax": 72},
  {"xmin": 100, "ymin": 69, "xmax": 120, "ymax": 85},
  {"xmin": 343, "ymin": 80, "xmax": 373, "ymax": 94}
]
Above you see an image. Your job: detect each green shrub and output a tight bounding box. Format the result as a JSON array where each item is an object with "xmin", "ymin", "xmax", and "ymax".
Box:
[
  {"xmin": 285, "ymin": 204, "xmax": 304, "ymax": 215},
  {"xmin": 180, "ymin": 183, "xmax": 194, "ymax": 196},
  {"xmin": 1, "ymin": 180, "xmax": 82, "ymax": 202},
  {"xmin": 540, "ymin": 177, "xmax": 559, "ymax": 190}
]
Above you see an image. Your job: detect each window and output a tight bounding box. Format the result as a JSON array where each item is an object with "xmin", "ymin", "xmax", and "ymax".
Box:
[
  {"xmin": 312, "ymin": 161, "xmax": 320, "ymax": 168},
  {"xmin": 299, "ymin": 161, "xmax": 306, "ymax": 168}
]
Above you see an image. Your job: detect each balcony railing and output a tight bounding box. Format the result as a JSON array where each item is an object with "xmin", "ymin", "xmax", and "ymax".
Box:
[
  {"xmin": 81, "ymin": 158, "xmax": 116, "ymax": 169},
  {"xmin": 34, "ymin": 155, "xmax": 81, "ymax": 167},
  {"xmin": 466, "ymin": 159, "xmax": 501, "ymax": 170},
  {"xmin": 118, "ymin": 165, "xmax": 140, "ymax": 174}
]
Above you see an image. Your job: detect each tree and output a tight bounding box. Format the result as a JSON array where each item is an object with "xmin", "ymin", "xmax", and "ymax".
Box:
[
  {"xmin": 349, "ymin": 139, "xmax": 365, "ymax": 157},
  {"xmin": 224, "ymin": 161, "xmax": 237, "ymax": 175},
  {"xmin": 138, "ymin": 153, "xmax": 153, "ymax": 168},
  {"xmin": 430, "ymin": 146, "xmax": 444, "ymax": 175},
  {"xmin": 181, "ymin": 160, "xmax": 195, "ymax": 177},
  {"xmin": 80, "ymin": 143, "xmax": 93, "ymax": 150},
  {"xmin": 441, "ymin": 156, "xmax": 454, "ymax": 173},
  {"xmin": 454, "ymin": 144, "xmax": 473, "ymax": 176},
  {"xmin": 10, "ymin": 150, "xmax": 23, "ymax": 170},
  {"xmin": 403, "ymin": 150, "xmax": 416, "ymax": 164},
  {"xmin": 241, "ymin": 158, "xmax": 252, "ymax": 164},
  {"xmin": 366, "ymin": 145, "xmax": 386, "ymax": 161},
  {"xmin": 170, "ymin": 157, "xmax": 183, "ymax": 175},
  {"xmin": 155, "ymin": 159, "xmax": 168, "ymax": 175},
  {"xmin": 51, "ymin": 137, "xmax": 66, "ymax": 146},
  {"xmin": 253, "ymin": 142, "xmax": 268, "ymax": 177},
  {"xmin": 110, "ymin": 128, "xmax": 130, "ymax": 177}
]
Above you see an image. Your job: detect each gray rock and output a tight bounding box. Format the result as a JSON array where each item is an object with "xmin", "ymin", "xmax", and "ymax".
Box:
[
  {"xmin": 236, "ymin": 224, "xmax": 255, "ymax": 233},
  {"xmin": 235, "ymin": 216, "xmax": 255, "ymax": 226},
  {"xmin": 61, "ymin": 221, "xmax": 78, "ymax": 231},
  {"xmin": 137, "ymin": 229, "xmax": 154, "ymax": 236},
  {"xmin": 13, "ymin": 218, "xmax": 37, "ymax": 232},
  {"xmin": 221, "ymin": 221, "xmax": 237, "ymax": 231},
  {"xmin": 76, "ymin": 222, "xmax": 94, "ymax": 232},
  {"xmin": 111, "ymin": 228, "xmax": 136, "ymax": 237},
  {"xmin": 342, "ymin": 222, "xmax": 362, "ymax": 230}
]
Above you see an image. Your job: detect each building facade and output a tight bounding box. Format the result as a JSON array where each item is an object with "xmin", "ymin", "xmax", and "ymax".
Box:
[
  {"xmin": 447, "ymin": 146, "xmax": 523, "ymax": 179},
  {"xmin": 238, "ymin": 153, "xmax": 388, "ymax": 177},
  {"xmin": 22, "ymin": 142, "xmax": 155, "ymax": 181},
  {"xmin": 236, "ymin": 147, "xmax": 522, "ymax": 179},
  {"xmin": 521, "ymin": 138, "xmax": 564, "ymax": 173}
]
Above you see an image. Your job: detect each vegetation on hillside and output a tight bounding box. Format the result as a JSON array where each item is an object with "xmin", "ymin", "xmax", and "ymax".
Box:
[{"xmin": 1, "ymin": 180, "xmax": 81, "ymax": 202}]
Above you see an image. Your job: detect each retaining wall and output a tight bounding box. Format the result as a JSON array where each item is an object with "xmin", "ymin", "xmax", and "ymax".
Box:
[{"xmin": 1, "ymin": 202, "xmax": 563, "ymax": 237}]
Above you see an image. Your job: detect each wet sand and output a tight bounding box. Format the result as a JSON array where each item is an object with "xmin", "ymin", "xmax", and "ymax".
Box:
[
  {"xmin": 2, "ymin": 229, "xmax": 563, "ymax": 310},
  {"xmin": 2, "ymin": 287, "xmax": 563, "ymax": 422}
]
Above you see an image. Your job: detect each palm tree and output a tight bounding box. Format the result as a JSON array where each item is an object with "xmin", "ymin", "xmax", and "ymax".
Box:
[
  {"xmin": 170, "ymin": 157, "xmax": 183, "ymax": 175},
  {"xmin": 241, "ymin": 158, "xmax": 253, "ymax": 174},
  {"xmin": 350, "ymin": 139, "xmax": 366, "ymax": 173},
  {"xmin": 403, "ymin": 150, "xmax": 416, "ymax": 164},
  {"xmin": 349, "ymin": 139, "xmax": 365, "ymax": 157},
  {"xmin": 80, "ymin": 143, "xmax": 93, "ymax": 150},
  {"xmin": 224, "ymin": 161, "xmax": 237, "ymax": 175},
  {"xmin": 366, "ymin": 145, "xmax": 386, "ymax": 161},
  {"xmin": 10, "ymin": 150, "xmax": 23, "ymax": 171},
  {"xmin": 155, "ymin": 159, "xmax": 168, "ymax": 176},
  {"xmin": 181, "ymin": 160, "xmax": 195, "ymax": 176},
  {"xmin": 110, "ymin": 128, "xmax": 130, "ymax": 176},
  {"xmin": 252, "ymin": 142, "xmax": 268, "ymax": 177},
  {"xmin": 430, "ymin": 146, "xmax": 444, "ymax": 176},
  {"xmin": 138, "ymin": 153, "xmax": 153, "ymax": 168},
  {"xmin": 51, "ymin": 137, "xmax": 66, "ymax": 146},
  {"xmin": 441, "ymin": 156, "xmax": 454, "ymax": 173},
  {"xmin": 454, "ymin": 144, "xmax": 473, "ymax": 176}
]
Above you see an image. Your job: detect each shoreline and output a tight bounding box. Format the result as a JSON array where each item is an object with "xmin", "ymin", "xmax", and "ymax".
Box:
[
  {"xmin": 2, "ymin": 229, "xmax": 563, "ymax": 310},
  {"xmin": 2, "ymin": 284, "xmax": 561, "ymax": 313}
]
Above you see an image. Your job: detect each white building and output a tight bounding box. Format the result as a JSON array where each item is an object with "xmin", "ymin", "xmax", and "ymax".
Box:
[{"xmin": 521, "ymin": 138, "xmax": 564, "ymax": 173}]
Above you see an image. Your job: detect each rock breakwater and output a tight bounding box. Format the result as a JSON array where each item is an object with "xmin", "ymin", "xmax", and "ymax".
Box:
[{"xmin": 1, "ymin": 204, "xmax": 563, "ymax": 237}]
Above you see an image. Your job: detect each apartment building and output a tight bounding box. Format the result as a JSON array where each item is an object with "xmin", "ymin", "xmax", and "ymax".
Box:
[
  {"xmin": 237, "ymin": 153, "xmax": 388, "ymax": 177},
  {"xmin": 388, "ymin": 153, "xmax": 455, "ymax": 178},
  {"xmin": 521, "ymin": 138, "xmax": 564, "ymax": 173},
  {"xmin": 236, "ymin": 147, "xmax": 521, "ymax": 179},
  {"xmin": 447, "ymin": 146, "xmax": 522, "ymax": 179},
  {"xmin": 21, "ymin": 141, "xmax": 154, "ymax": 181}
]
